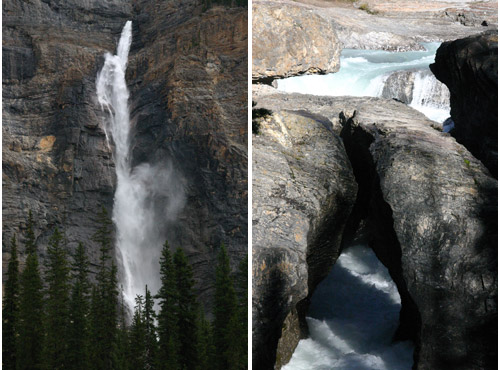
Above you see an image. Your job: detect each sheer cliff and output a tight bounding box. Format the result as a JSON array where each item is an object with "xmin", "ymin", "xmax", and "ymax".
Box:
[{"xmin": 2, "ymin": 0, "xmax": 247, "ymax": 311}]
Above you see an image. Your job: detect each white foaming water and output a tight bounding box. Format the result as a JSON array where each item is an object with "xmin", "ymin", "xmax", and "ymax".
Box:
[
  {"xmin": 283, "ymin": 245, "xmax": 414, "ymax": 370},
  {"xmin": 277, "ymin": 43, "xmax": 450, "ymax": 124},
  {"xmin": 409, "ymin": 71, "xmax": 450, "ymax": 123},
  {"xmin": 96, "ymin": 21, "xmax": 185, "ymax": 311}
]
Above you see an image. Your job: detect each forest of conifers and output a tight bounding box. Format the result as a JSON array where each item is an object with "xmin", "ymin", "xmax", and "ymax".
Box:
[{"xmin": 3, "ymin": 209, "xmax": 247, "ymax": 370}]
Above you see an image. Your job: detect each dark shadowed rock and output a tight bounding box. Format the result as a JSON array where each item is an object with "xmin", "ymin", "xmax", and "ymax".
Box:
[
  {"xmin": 340, "ymin": 102, "xmax": 497, "ymax": 370},
  {"xmin": 430, "ymin": 30, "xmax": 498, "ymax": 178}
]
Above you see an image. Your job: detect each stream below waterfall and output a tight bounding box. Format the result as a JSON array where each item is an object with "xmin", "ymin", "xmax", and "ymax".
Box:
[
  {"xmin": 283, "ymin": 245, "xmax": 414, "ymax": 370},
  {"xmin": 277, "ymin": 43, "xmax": 451, "ymax": 126}
]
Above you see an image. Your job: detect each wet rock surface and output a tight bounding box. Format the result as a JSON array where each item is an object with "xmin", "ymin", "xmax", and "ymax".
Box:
[
  {"xmin": 252, "ymin": 1, "xmax": 341, "ymax": 83},
  {"xmin": 430, "ymin": 29, "xmax": 498, "ymax": 178},
  {"xmin": 3, "ymin": 0, "xmax": 247, "ymax": 312},
  {"xmin": 253, "ymin": 87, "xmax": 497, "ymax": 369},
  {"xmin": 252, "ymin": 93, "xmax": 357, "ymax": 369}
]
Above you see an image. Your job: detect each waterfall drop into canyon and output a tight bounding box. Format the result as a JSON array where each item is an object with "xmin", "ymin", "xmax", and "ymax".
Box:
[
  {"xmin": 283, "ymin": 245, "xmax": 414, "ymax": 370},
  {"xmin": 277, "ymin": 43, "xmax": 450, "ymax": 125},
  {"xmin": 96, "ymin": 21, "xmax": 185, "ymax": 311}
]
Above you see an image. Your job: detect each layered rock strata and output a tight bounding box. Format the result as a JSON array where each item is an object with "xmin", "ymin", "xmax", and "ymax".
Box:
[
  {"xmin": 253, "ymin": 88, "xmax": 497, "ymax": 369},
  {"xmin": 3, "ymin": 0, "xmax": 247, "ymax": 311},
  {"xmin": 430, "ymin": 29, "xmax": 498, "ymax": 178},
  {"xmin": 3, "ymin": 0, "xmax": 131, "ymax": 269}
]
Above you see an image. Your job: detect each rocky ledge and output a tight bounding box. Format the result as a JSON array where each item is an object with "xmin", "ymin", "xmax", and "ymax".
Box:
[
  {"xmin": 252, "ymin": 2, "xmax": 341, "ymax": 83},
  {"xmin": 430, "ymin": 29, "xmax": 498, "ymax": 178},
  {"xmin": 253, "ymin": 87, "xmax": 497, "ymax": 369}
]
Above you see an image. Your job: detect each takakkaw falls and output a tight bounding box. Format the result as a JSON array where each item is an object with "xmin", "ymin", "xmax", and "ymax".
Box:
[
  {"xmin": 96, "ymin": 21, "xmax": 183, "ymax": 310},
  {"xmin": 252, "ymin": 1, "xmax": 497, "ymax": 370}
]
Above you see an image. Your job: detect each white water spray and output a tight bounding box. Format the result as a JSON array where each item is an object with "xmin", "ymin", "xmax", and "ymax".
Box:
[
  {"xmin": 283, "ymin": 245, "xmax": 414, "ymax": 370},
  {"xmin": 96, "ymin": 21, "xmax": 185, "ymax": 311}
]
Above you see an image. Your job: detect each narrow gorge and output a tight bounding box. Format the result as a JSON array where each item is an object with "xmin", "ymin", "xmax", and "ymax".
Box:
[{"xmin": 252, "ymin": 1, "xmax": 497, "ymax": 369}]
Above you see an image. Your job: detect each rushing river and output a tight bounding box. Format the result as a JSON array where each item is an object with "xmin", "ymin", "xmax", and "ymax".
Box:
[
  {"xmin": 282, "ymin": 245, "xmax": 414, "ymax": 370},
  {"xmin": 277, "ymin": 43, "xmax": 451, "ymax": 124}
]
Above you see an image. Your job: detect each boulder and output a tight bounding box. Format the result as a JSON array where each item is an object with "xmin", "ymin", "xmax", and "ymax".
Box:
[
  {"xmin": 252, "ymin": 93, "xmax": 357, "ymax": 368},
  {"xmin": 430, "ymin": 29, "xmax": 498, "ymax": 178},
  {"xmin": 252, "ymin": 1, "xmax": 341, "ymax": 83}
]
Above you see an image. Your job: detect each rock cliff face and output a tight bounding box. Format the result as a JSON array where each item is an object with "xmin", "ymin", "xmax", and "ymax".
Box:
[
  {"xmin": 430, "ymin": 30, "xmax": 498, "ymax": 178},
  {"xmin": 253, "ymin": 87, "xmax": 497, "ymax": 369},
  {"xmin": 3, "ymin": 0, "xmax": 247, "ymax": 311},
  {"xmin": 3, "ymin": 0, "xmax": 131, "ymax": 268},
  {"xmin": 252, "ymin": 1, "xmax": 341, "ymax": 83}
]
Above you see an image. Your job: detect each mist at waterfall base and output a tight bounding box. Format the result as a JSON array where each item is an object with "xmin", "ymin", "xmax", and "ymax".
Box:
[
  {"xmin": 283, "ymin": 245, "xmax": 414, "ymax": 370},
  {"xmin": 96, "ymin": 21, "xmax": 185, "ymax": 311},
  {"xmin": 277, "ymin": 43, "xmax": 451, "ymax": 125}
]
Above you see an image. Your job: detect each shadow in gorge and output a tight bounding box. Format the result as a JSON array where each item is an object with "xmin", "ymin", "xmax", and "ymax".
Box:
[{"xmin": 283, "ymin": 245, "xmax": 414, "ymax": 370}]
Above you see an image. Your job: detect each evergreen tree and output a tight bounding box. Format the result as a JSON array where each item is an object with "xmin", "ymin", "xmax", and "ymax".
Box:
[
  {"xmin": 116, "ymin": 288, "xmax": 130, "ymax": 370},
  {"xmin": 67, "ymin": 242, "xmax": 91, "ymax": 370},
  {"xmin": 213, "ymin": 244, "xmax": 240, "ymax": 370},
  {"xmin": 195, "ymin": 308, "xmax": 215, "ymax": 370},
  {"xmin": 17, "ymin": 213, "xmax": 44, "ymax": 370},
  {"xmin": 144, "ymin": 286, "xmax": 158, "ymax": 370},
  {"xmin": 43, "ymin": 228, "xmax": 71, "ymax": 370},
  {"xmin": 88, "ymin": 285, "xmax": 100, "ymax": 368},
  {"xmin": 235, "ymin": 256, "xmax": 248, "ymax": 369},
  {"xmin": 173, "ymin": 248, "xmax": 199, "ymax": 370},
  {"xmin": 89, "ymin": 207, "xmax": 119, "ymax": 370},
  {"xmin": 3, "ymin": 235, "xmax": 20, "ymax": 370},
  {"xmin": 156, "ymin": 241, "xmax": 180, "ymax": 370},
  {"xmin": 128, "ymin": 295, "xmax": 146, "ymax": 370}
]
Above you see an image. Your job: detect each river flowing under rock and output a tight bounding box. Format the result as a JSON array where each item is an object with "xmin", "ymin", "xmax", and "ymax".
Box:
[
  {"xmin": 282, "ymin": 245, "xmax": 414, "ymax": 370},
  {"xmin": 277, "ymin": 43, "xmax": 451, "ymax": 125}
]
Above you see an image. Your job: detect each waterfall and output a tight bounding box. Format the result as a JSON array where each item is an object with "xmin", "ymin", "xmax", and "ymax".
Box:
[
  {"xmin": 409, "ymin": 71, "xmax": 450, "ymax": 123},
  {"xmin": 283, "ymin": 245, "xmax": 414, "ymax": 370},
  {"xmin": 277, "ymin": 43, "xmax": 451, "ymax": 125},
  {"xmin": 96, "ymin": 21, "xmax": 185, "ymax": 311}
]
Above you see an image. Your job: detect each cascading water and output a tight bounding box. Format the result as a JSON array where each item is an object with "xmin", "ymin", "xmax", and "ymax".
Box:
[
  {"xmin": 96, "ymin": 21, "xmax": 185, "ymax": 311},
  {"xmin": 409, "ymin": 70, "xmax": 450, "ymax": 124},
  {"xmin": 277, "ymin": 43, "xmax": 451, "ymax": 124},
  {"xmin": 283, "ymin": 245, "xmax": 414, "ymax": 370}
]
